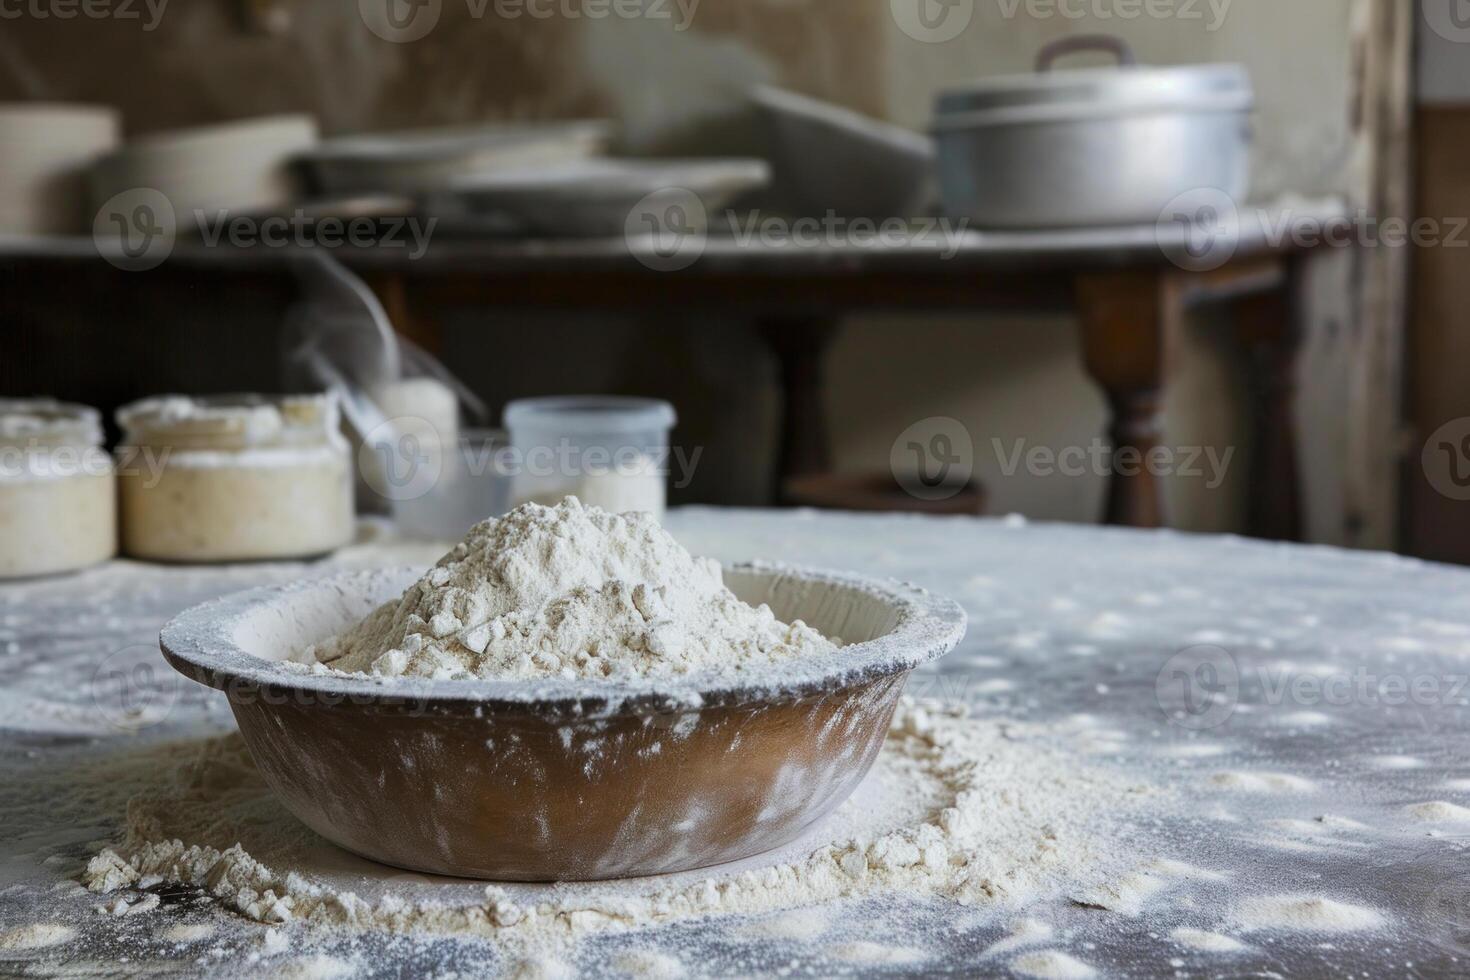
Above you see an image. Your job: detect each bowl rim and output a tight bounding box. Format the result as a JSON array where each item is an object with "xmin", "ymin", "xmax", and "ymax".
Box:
[{"xmin": 159, "ymin": 561, "xmax": 967, "ymax": 718}]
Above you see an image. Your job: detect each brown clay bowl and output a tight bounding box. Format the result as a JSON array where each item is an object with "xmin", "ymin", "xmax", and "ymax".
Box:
[{"xmin": 159, "ymin": 563, "xmax": 966, "ymax": 882}]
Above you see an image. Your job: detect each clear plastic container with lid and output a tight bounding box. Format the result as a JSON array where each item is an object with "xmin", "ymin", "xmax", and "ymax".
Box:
[
  {"xmin": 0, "ymin": 399, "xmax": 117, "ymax": 579},
  {"xmin": 504, "ymin": 396, "xmax": 676, "ymax": 519},
  {"xmin": 116, "ymin": 394, "xmax": 354, "ymax": 562}
]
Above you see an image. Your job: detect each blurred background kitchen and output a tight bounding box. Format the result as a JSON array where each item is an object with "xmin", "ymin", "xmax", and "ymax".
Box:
[{"xmin": 2, "ymin": 0, "xmax": 1467, "ymax": 568}]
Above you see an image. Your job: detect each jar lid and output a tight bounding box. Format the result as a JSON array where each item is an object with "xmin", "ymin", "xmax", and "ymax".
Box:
[
  {"xmin": 0, "ymin": 399, "xmax": 104, "ymax": 446},
  {"xmin": 504, "ymin": 397, "xmax": 677, "ymax": 435},
  {"xmin": 933, "ymin": 35, "xmax": 1252, "ymax": 127}
]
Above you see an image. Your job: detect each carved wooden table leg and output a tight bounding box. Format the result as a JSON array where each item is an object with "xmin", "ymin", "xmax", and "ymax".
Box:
[
  {"xmin": 1235, "ymin": 259, "xmax": 1305, "ymax": 542},
  {"xmin": 757, "ymin": 318, "xmax": 844, "ymax": 504},
  {"xmin": 1075, "ymin": 270, "xmax": 1184, "ymax": 529}
]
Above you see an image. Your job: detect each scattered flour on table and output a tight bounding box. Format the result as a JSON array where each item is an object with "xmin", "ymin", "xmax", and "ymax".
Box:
[
  {"xmin": 507, "ymin": 956, "xmax": 574, "ymax": 980},
  {"xmin": 609, "ymin": 948, "xmax": 683, "ymax": 978},
  {"xmin": 81, "ymin": 699, "xmax": 1154, "ymax": 959},
  {"xmin": 1169, "ymin": 927, "xmax": 1247, "ymax": 953},
  {"xmin": 159, "ymin": 922, "xmax": 216, "ymax": 944},
  {"xmin": 1071, "ymin": 859, "xmax": 1227, "ymax": 916},
  {"xmin": 301, "ymin": 498, "xmax": 840, "ymax": 681},
  {"xmin": 0, "ymin": 923, "xmax": 75, "ymax": 950},
  {"xmin": 267, "ymin": 954, "xmax": 357, "ymax": 980},
  {"xmin": 98, "ymin": 891, "xmax": 160, "ymax": 915},
  {"xmin": 980, "ymin": 917, "xmax": 1054, "ymax": 956},
  {"xmin": 1275, "ymin": 710, "xmax": 1333, "ymax": 728},
  {"xmin": 824, "ymin": 939, "xmax": 926, "ymax": 964},
  {"xmin": 1403, "ymin": 800, "xmax": 1470, "ymax": 823},
  {"xmin": 1010, "ymin": 949, "xmax": 1096, "ymax": 978},
  {"xmin": 738, "ymin": 907, "xmax": 831, "ymax": 941},
  {"xmin": 1209, "ymin": 771, "xmax": 1317, "ymax": 794},
  {"xmin": 1233, "ymin": 895, "xmax": 1384, "ymax": 933}
]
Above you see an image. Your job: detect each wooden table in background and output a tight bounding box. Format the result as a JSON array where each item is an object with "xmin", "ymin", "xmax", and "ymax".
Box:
[{"xmin": 341, "ymin": 203, "xmax": 1341, "ymax": 540}]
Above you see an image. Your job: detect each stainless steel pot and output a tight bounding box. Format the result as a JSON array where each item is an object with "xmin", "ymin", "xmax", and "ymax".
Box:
[{"xmin": 932, "ymin": 35, "xmax": 1253, "ymax": 229}]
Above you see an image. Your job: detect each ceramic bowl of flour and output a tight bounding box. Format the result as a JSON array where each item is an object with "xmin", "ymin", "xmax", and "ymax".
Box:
[{"xmin": 159, "ymin": 563, "xmax": 966, "ymax": 882}]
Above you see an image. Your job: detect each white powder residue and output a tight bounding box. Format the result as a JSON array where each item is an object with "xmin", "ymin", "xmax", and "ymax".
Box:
[
  {"xmin": 1275, "ymin": 710, "xmax": 1333, "ymax": 727},
  {"xmin": 1169, "ymin": 927, "xmax": 1247, "ymax": 953},
  {"xmin": 1264, "ymin": 816, "xmax": 1369, "ymax": 840},
  {"xmin": 0, "ymin": 922, "xmax": 75, "ymax": 950},
  {"xmin": 980, "ymin": 917, "xmax": 1054, "ymax": 956},
  {"xmin": 1403, "ymin": 801, "xmax": 1470, "ymax": 823},
  {"xmin": 739, "ymin": 908, "xmax": 831, "ymax": 941},
  {"xmin": 1072, "ymin": 859, "xmax": 1225, "ymax": 915},
  {"xmin": 1010, "ymin": 949, "xmax": 1096, "ymax": 978},
  {"xmin": 268, "ymin": 954, "xmax": 357, "ymax": 980},
  {"xmin": 1156, "ymin": 742, "xmax": 1228, "ymax": 759},
  {"xmin": 609, "ymin": 948, "xmax": 683, "ymax": 979},
  {"xmin": 98, "ymin": 891, "xmax": 160, "ymax": 915},
  {"xmin": 1233, "ymin": 895, "xmax": 1385, "ymax": 933},
  {"xmin": 160, "ymin": 922, "xmax": 216, "ymax": 943},
  {"xmin": 1209, "ymin": 771, "xmax": 1317, "ymax": 794},
  {"xmin": 82, "ymin": 700, "xmax": 1153, "ymax": 957},
  {"xmin": 1073, "ymin": 870, "xmax": 1169, "ymax": 915},
  {"xmin": 304, "ymin": 498, "xmax": 840, "ymax": 681},
  {"xmin": 506, "ymin": 956, "xmax": 574, "ymax": 980},
  {"xmin": 824, "ymin": 940, "xmax": 926, "ymax": 964}
]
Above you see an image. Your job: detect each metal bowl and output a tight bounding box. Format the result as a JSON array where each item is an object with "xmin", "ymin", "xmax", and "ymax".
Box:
[{"xmin": 159, "ymin": 563, "xmax": 966, "ymax": 882}]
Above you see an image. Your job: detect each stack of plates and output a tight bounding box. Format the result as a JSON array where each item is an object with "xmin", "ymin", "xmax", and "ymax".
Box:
[
  {"xmin": 90, "ymin": 114, "xmax": 318, "ymax": 225},
  {"xmin": 298, "ymin": 120, "xmax": 612, "ymax": 197},
  {"xmin": 433, "ymin": 158, "xmax": 771, "ymax": 237},
  {"xmin": 0, "ymin": 104, "xmax": 120, "ymax": 235}
]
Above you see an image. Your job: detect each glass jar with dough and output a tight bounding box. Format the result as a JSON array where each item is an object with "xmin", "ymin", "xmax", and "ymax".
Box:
[
  {"xmin": 0, "ymin": 400, "xmax": 117, "ymax": 579},
  {"xmin": 116, "ymin": 394, "xmax": 354, "ymax": 562}
]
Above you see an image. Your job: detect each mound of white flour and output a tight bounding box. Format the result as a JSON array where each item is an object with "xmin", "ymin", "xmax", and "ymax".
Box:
[{"xmin": 304, "ymin": 498, "xmax": 839, "ymax": 681}]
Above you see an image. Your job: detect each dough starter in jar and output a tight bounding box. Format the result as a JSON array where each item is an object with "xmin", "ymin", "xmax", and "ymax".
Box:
[
  {"xmin": 116, "ymin": 395, "xmax": 354, "ymax": 563},
  {"xmin": 0, "ymin": 400, "xmax": 116, "ymax": 579}
]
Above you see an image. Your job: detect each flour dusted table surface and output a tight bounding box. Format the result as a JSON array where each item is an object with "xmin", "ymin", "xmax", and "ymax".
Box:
[{"xmin": 1, "ymin": 509, "xmax": 1468, "ymax": 978}]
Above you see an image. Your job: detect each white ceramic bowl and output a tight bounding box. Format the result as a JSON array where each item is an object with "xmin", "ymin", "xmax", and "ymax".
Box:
[
  {"xmin": 0, "ymin": 104, "xmax": 119, "ymax": 234},
  {"xmin": 89, "ymin": 114, "xmax": 318, "ymax": 219}
]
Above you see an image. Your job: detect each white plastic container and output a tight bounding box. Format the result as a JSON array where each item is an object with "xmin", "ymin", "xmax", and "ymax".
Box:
[
  {"xmin": 116, "ymin": 394, "xmax": 353, "ymax": 563},
  {"xmin": 391, "ymin": 429, "xmax": 512, "ymax": 542},
  {"xmin": 0, "ymin": 400, "xmax": 117, "ymax": 579},
  {"xmin": 504, "ymin": 397, "xmax": 675, "ymax": 519}
]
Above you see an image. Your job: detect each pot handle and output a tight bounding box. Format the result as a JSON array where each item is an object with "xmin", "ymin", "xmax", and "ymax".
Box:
[{"xmin": 1035, "ymin": 34, "xmax": 1138, "ymax": 72}]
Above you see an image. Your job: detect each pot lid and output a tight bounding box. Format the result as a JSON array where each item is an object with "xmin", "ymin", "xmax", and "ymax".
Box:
[{"xmin": 934, "ymin": 34, "xmax": 1252, "ymax": 120}]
